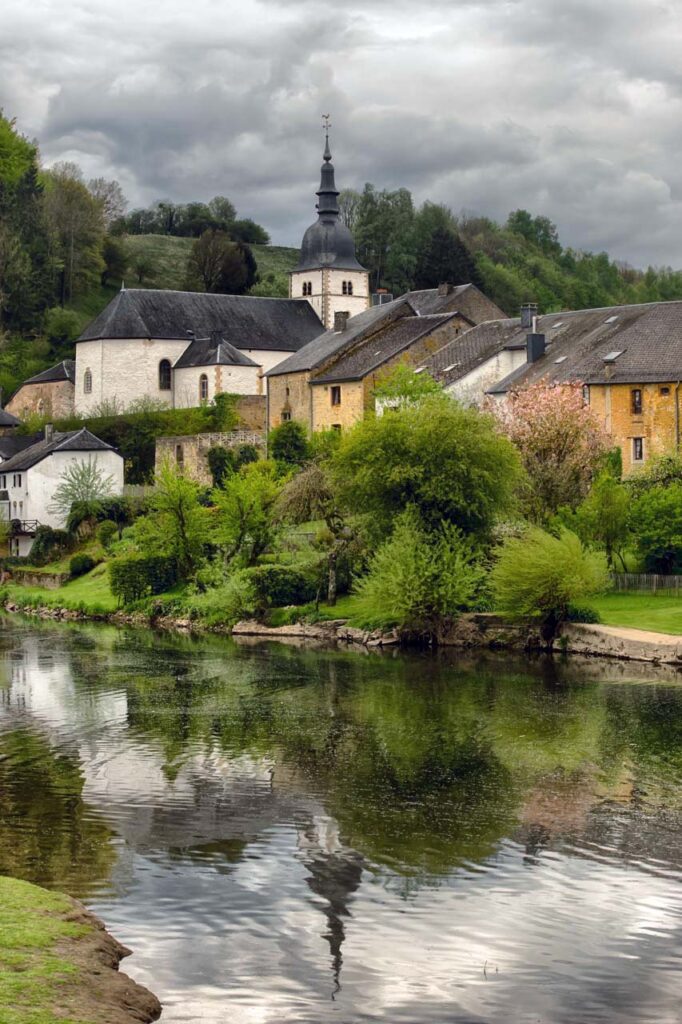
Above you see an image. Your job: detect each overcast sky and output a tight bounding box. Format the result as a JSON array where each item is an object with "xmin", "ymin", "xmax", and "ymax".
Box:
[{"xmin": 2, "ymin": 0, "xmax": 682, "ymax": 266}]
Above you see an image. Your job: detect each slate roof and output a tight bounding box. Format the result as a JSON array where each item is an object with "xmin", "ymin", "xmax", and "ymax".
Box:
[
  {"xmin": 0, "ymin": 434, "xmax": 41, "ymax": 461},
  {"xmin": 0, "ymin": 409, "xmax": 22, "ymax": 428},
  {"xmin": 78, "ymin": 289, "xmax": 324, "ymax": 352},
  {"xmin": 24, "ymin": 360, "xmax": 75, "ymax": 386},
  {"xmin": 485, "ymin": 300, "xmax": 682, "ymax": 394},
  {"xmin": 266, "ymin": 298, "xmax": 417, "ymax": 377},
  {"xmin": 313, "ymin": 313, "xmax": 458, "ymax": 384},
  {"xmin": 0, "ymin": 428, "xmax": 117, "ymax": 473},
  {"xmin": 174, "ymin": 332, "xmax": 259, "ymax": 369},
  {"xmin": 423, "ymin": 319, "xmax": 525, "ymax": 386}
]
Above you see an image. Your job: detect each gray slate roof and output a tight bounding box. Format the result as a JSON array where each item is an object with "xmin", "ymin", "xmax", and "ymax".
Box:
[
  {"xmin": 174, "ymin": 332, "xmax": 259, "ymax": 369},
  {"xmin": 78, "ymin": 289, "xmax": 323, "ymax": 352},
  {"xmin": 313, "ymin": 313, "xmax": 457, "ymax": 384},
  {"xmin": 0, "ymin": 409, "xmax": 22, "ymax": 428},
  {"xmin": 423, "ymin": 319, "xmax": 525, "ymax": 386},
  {"xmin": 24, "ymin": 360, "xmax": 76, "ymax": 386},
  {"xmin": 266, "ymin": 298, "xmax": 417, "ymax": 377},
  {"xmin": 485, "ymin": 300, "xmax": 682, "ymax": 393},
  {"xmin": 0, "ymin": 434, "xmax": 41, "ymax": 461},
  {"xmin": 0, "ymin": 428, "xmax": 117, "ymax": 473}
]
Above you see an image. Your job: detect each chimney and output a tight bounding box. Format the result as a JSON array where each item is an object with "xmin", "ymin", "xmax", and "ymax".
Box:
[
  {"xmin": 520, "ymin": 303, "xmax": 539, "ymax": 330},
  {"xmin": 438, "ymin": 282, "xmax": 453, "ymax": 297},
  {"xmin": 45, "ymin": 423, "xmax": 54, "ymax": 443},
  {"xmin": 334, "ymin": 311, "xmax": 350, "ymax": 332},
  {"xmin": 526, "ymin": 333, "xmax": 546, "ymax": 363}
]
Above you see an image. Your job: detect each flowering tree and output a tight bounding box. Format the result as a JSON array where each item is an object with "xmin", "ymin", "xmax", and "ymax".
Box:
[{"xmin": 491, "ymin": 382, "xmax": 610, "ymax": 522}]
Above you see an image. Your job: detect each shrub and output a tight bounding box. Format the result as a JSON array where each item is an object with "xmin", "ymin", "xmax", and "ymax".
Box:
[
  {"xmin": 269, "ymin": 421, "xmax": 310, "ymax": 467},
  {"xmin": 565, "ymin": 604, "xmax": 602, "ymax": 624},
  {"xmin": 353, "ymin": 508, "xmax": 485, "ymax": 635},
  {"xmin": 70, "ymin": 554, "xmax": 96, "ymax": 578},
  {"xmin": 247, "ymin": 564, "xmax": 318, "ymax": 609},
  {"xmin": 207, "ymin": 445, "xmax": 235, "ymax": 488},
  {"xmin": 181, "ymin": 570, "xmax": 257, "ymax": 626},
  {"xmin": 28, "ymin": 526, "xmax": 74, "ymax": 566},
  {"xmin": 109, "ymin": 555, "xmax": 178, "ymax": 605},
  {"xmin": 97, "ymin": 520, "xmax": 118, "ymax": 550},
  {"xmin": 491, "ymin": 526, "xmax": 609, "ymax": 643},
  {"xmin": 234, "ymin": 443, "xmax": 260, "ymax": 469}
]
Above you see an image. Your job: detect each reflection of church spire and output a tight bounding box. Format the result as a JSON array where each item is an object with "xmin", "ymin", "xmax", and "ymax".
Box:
[{"xmin": 301, "ymin": 820, "xmax": 364, "ymax": 997}]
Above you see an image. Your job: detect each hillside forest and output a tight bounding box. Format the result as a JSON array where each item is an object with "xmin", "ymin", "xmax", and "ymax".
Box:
[{"xmin": 3, "ymin": 110, "xmax": 682, "ymax": 399}]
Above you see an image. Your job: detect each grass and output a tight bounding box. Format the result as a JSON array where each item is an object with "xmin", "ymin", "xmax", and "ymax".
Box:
[
  {"xmin": 266, "ymin": 593, "xmax": 398, "ymax": 632},
  {"xmin": 6, "ymin": 563, "xmax": 117, "ymax": 615},
  {"xmin": 0, "ymin": 876, "xmax": 89, "ymax": 1024},
  {"xmin": 590, "ymin": 592, "xmax": 682, "ymax": 635}
]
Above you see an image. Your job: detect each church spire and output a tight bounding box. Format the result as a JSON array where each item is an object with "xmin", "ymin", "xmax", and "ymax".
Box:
[{"xmin": 316, "ymin": 115, "xmax": 339, "ymax": 219}]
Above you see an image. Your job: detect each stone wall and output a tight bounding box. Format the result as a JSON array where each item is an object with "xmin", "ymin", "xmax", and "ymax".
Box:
[
  {"xmin": 6, "ymin": 380, "xmax": 75, "ymax": 420},
  {"xmin": 589, "ymin": 381, "xmax": 679, "ymax": 475},
  {"xmin": 267, "ymin": 371, "xmax": 312, "ymax": 430},
  {"xmin": 235, "ymin": 394, "xmax": 266, "ymax": 431},
  {"xmin": 156, "ymin": 430, "xmax": 265, "ymax": 486}
]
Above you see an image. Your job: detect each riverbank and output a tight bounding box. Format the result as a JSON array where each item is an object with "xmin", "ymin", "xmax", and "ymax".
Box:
[{"xmin": 0, "ymin": 876, "xmax": 161, "ymax": 1024}]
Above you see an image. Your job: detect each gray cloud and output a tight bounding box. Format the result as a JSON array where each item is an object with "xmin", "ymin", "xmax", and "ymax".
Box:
[{"xmin": 2, "ymin": 0, "xmax": 681, "ymax": 266}]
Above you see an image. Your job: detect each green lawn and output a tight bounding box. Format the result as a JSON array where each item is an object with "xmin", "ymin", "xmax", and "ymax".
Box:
[
  {"xmin": 0, "ymin": 876, "xmax": 89, "ymax": 1024},
  {"xmin": 590, "ymin": 593, "xmax": 682, "ymax": 635},
  {"xmin": 6, "ymin": 563, "xmax": 117, "ymax": 614}
]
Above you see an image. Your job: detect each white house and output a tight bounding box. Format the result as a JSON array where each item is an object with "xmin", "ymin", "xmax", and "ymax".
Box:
[{"xmin": 0, "ymin": 426, "xmax": 124, "ymax": 556}]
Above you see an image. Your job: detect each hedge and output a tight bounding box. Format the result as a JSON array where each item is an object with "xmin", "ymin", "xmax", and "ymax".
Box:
[
  {"xmin": 109, "ymin": 555, "xmax": 178, "ymax": 606},
  {"xmin": 70, "ymin": 554, "xmax": 96, "ymax": 578},
  {"xmin": 247, "ymin": 564, "xmax": 318, "ymax": 609}
]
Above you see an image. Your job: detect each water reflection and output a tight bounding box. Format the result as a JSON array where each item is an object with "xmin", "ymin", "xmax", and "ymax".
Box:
[{"xmin": 0, "ymin": 620, "xmax": 682, "ymax": 1021}]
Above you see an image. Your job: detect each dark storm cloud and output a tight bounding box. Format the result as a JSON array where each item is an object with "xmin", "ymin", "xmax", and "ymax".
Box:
[{"xmin": 2, "ymin": 0, "xmax": 681, "ymax": 265}]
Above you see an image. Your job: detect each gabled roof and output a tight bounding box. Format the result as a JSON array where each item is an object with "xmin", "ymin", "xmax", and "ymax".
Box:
[
  {"xmin": 174, "ymin": 333, "xmax": 259, "ymax": 369},
  {"xmin": 0, "ymin": 428, "xmax": 117, "ymax": 473},
  {"xmin": 401, "ymin": 283, "xmax": 506, "ymax": 322},
  {"xmin": 266, "ymin": 298, "xmax": 417, "ymax": 377},
  {"xmin": 0, "ymin": 434, "xmax": 41, "ymax": 461},
  {"xmin": 0, "ymin": 409, "xmax": 22, "ymax": 428},
  {"xmin": 313, "ymin": 313, "xmax": 458, "ymax": 384},
  {"xmin": 485, "ymin": 300, "xmax": 682, "ymax": 394},
  {"xmin": 423, "ymin": 319, "xmax": 525, "ymax": 387},
  {"xmin": 78, "ymin": 289, "xmax": 324, "ymax": 352},
  {"xmin": 24, "ymin": 360, "xmax": 76, "ymax": 386}
]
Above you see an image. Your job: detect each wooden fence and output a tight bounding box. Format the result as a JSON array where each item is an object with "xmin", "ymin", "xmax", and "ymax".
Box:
[{"xmin": 610, "ymin": 573, "xmax": 682, "ymax": 596}]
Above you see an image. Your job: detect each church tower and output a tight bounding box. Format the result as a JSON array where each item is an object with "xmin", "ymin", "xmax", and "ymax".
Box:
[{"xmin": 290, "ymin": 125, "xmax": 370, "ymax": 330}]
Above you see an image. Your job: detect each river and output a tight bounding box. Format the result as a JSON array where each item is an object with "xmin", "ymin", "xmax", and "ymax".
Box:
[{"xmin": 1, "ymin": 618, "xmax": 681, "ymax": 1023}]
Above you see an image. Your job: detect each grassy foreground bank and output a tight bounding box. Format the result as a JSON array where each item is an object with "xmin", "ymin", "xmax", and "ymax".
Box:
[
  {"xmin": 0, "ymin": 876, "xmax": 160, "ymax": 1024},
  {"xmin": 589, "ymin": 593, "xmax": 682, "ymax": 635}
]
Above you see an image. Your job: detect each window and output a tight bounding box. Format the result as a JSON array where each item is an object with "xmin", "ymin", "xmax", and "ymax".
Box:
[
  {"xmin": 84, "ymin": 368, "xmax": 92, "ymax": 394},
  {"xmin": 661, "ymin": 386, "xmax": 671, "ymax": 396},
  {"xmin": 12, "ymin": 474, "xmax": 21, "ymax": 488},
  {"xmin": 285, "ymin": 386, "xmax": 290, "ymax": 397},
  {"xmin": 0, "ymin": 476, "xmax": 5, "ymax": 489},
  {"xmin": 631, "ymin": 388, "xmax": 643, "ymax": 415},
  {"xmin": 347, "ymin": 280, "xmax": 353, "ymax": 296},
  {"xmin": 302, "ymin": 281, "xmax": 313, "ymax": 297},
  {"xmin": 281, "ymin": 411, "xmax": 292, "ymax": 422},
  {"xmin": 341, "ymin": 280, "xmax": 354, "ymax": 296},
  {"xmin": 175, "ymin": 444, "xmax": 184, "ymax": 466},
  {"xmin": 582, "ymin": 385, "xmax": 590, "ymax": 406},
  {"xmin": 332, "ymin": 424, "xmax": 341, "ymax": 432},
  {"xmin": 633, "ymin": 437, "xmax": 644, "ymax": 462},
  {"xmin": 199, "ymin": 374, "xmax": 209, "ymax": 401},
  {"xmin": 159, "ymin": 359, "xmax": 172, "ymax": 391},
  {"xmin": 330, "ymin": 386, "xmax": 341, "ymax": 407}
]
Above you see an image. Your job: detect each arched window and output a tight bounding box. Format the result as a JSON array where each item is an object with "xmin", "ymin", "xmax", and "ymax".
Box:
[
  {"xmin": 84, "ymin": 368, "xmax": 92, "ymax": 394},
  {"xmin": 342, "ymin": 281, "xmax": 348, "ymax": 295},
  {"xmin": 347, "ymin": 280, "xmax": 353, "ymax": 296},
  {"xmin": 199, "ymin": 374, "xmax": 209, "ymax": 402},
  {"xmin": 159, "ymin": 359, "xmax": 171, "ymax": 391}
]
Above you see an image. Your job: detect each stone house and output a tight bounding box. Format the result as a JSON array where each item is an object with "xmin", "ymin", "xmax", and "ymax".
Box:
[
  {"xmin": 5, "ymin": 360, "xmax": 76, "ymax": 421},
  {"xmin": 0, "ymin": 426, "xmax": 124, "ymax": 556},
  {"xmin": 266, "ymin": 283, "xmax": 505, "ymax": 431},
  {"xmin": 155, "ymin": 430, "xmax": 265, "ymax": 486}
]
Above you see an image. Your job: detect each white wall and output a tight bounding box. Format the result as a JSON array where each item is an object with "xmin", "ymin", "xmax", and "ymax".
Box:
[
  {"xmin": 75, "ymin": 338, "xmax": 190, "ymax": 414},
  {"xmin": 445, "ymin": 349, "xmax": 527, "ymax": 406},
  {"xmin": 290, "ymin": 268, "xmax": 370, "ymax": 330},
  {"xmin": 2, "ymin": 449, "xmax": 125, "ymax": 532},
  {"xmin": 173, "ymin": 364, "xmax": 261, "ymax": 408}
]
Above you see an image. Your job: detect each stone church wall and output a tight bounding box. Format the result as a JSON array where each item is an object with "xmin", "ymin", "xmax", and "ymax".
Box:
[{"xmin": 5, "ymin": 380, "xmax": 75, "ymax": 421}]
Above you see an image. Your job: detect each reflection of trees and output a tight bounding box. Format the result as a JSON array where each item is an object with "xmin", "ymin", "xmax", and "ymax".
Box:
[{"xmin": 0, "ymin": 728, "xmax": 115, "ymax": 890}]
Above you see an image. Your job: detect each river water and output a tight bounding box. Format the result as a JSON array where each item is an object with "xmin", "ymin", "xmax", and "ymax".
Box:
[{"xmin": 1, "ymin": 618, "xmax": 682, "ymax": 1023}]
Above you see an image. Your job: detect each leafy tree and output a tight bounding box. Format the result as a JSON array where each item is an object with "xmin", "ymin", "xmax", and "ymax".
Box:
[
  {"xmin": 43, "ymin": 162, "xmax": 105, "ymax": 302},
  {"xmin": 101, "ymin": 235, "xmax": 128, "ymax": 286},
  {"xmin": 213, "ymin": 461, "xmax": 282, "ymax": 565},
  {"xmin": 44, "ymin": 306, "xmax": 80, "ymax": 347},
  {"xmin": 207, "ymin": 445, "xmax": 235, "ymax": 488},
  {"xmin": 132, "ymin": 253, "xmax": 156, "ymax": 284},
  {"xmin": 186, "ymin": 230, "xmax": 256, "ymax": 294},
  {"xmin": 492, "ymin": 382, "xmax": 610, "ymax": 521},
  {"xmin": 354, "ymin": 508, "xmax": 485, "ymax": 635},
  {"xmin": 338, "ymin": 188, "xmax": 361, "ymax": 231},
  {"xmin": 628, "ymin": 483, "xmax": 682, "ymax": 572},
  {"xmin": 87, "ymin": 178, "xmax": 127, "ymax": 227},
  {"xmin": 269, "ymin": 420, "xmax": 311, "ymax": 467},
  {"xmin": 333, "ymin": 394, "xmax": 521, "ymax": 540},
  {"xmin": 354, "ymin": 183, "xmax": 416, "ymax": 293},
  {"xmin": 413, "ymin": 225, "xmax": 481, "ymax": 289},
  {"xmin": 230, "ymin": 218, "xmax": 270, "ymax": 245},
  {"xmin": 491, "ymin": 526, "xmax": 609, "ymax": 643},
  {"xmin": 372, "ymin": 365, "xmax": 441, "ymax": 408},
  {"xmin": 208, "ymin": 195, "xmax": 236, "ymax": 226},
  {"xmin": 559, "ymin": 472, "xmax": 630, "ymax": 570},
  {"xmin": 144, "ymin": 461, "xmax": 208, "ymax": 577},
  {"xmin": 48, "ymin": 457, "xmax": 115, "ymax": 523}
]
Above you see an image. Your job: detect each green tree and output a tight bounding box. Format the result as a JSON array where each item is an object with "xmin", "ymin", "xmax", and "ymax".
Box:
[
  {"xmin": 491, "ymin": 526, "xmax": 609, "ymax": 643},
  {"xmin": 48, "ymin": 457, "xmax": 116, "ymax": 523},
  {"xmin": 628, "ymin": 483, "xmax": 682, "ymax": 573},
  {"xmin": 213, "ymin": 461, "xmax": 282, "ymax": 565},
  {"xmin": 43, "ymin": 162, "xmax": 105, "ymax": 303},
  {"xmin": 372, "ymin": 365, "xmax": 441, "ymax": 408},
  {"xmin": 144, "ymin": 461, "xmax": 208, "ymax": 577},
  {"xmin": 101, "ymin": 234, "xmax": 128, "ymax": 286},
  {"xmin": 562, "ymin": 473, "xmax": 630, "ymax": 570},
  {"xmin": 132, "ymin": 252, "xmax": 155, "ymax": 284},
  {"xmin": 269, "ymin": 420, "xmax": 311, "ymax": 467},
  {"xmin": 87, "ymin": 177, "xmax": 127, "ymax": 227},
  {"xmin": 413, "ymin": 225, "xmax": 481, "ymax": 289},
  {"xmin": 354, "ymin": 183, "xmax": 416, "ymax": 293},
  {"xmin": 186, "ymin": 230, "xmax": 257, "ymax": 294},
  {"xmin": 207, "ymin": 445, "xmax": 235, "ymax": 488},
  {"xmin": 333, "ymin": 394, "xmax": 521, "ymax": 540}
]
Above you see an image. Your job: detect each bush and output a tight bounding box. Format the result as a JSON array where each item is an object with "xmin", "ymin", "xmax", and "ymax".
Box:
[
  {"xmin": 269, "ymin": 421, "xmax": 310, "ymax": 467},
  {"xmin": 28, "ymin": 526, "xmax": 74, "ymax": 566},
  {"xmin": 97, "ymin": 520, "xmax": 118, "ymax": 550},
  {"xmin": 181, "ymin": 570, "xmax": 257, "ymax": 626},
  {"xmin": 70, "ymin": 554, "xmax": 96, "ymax": 578},
  {"xmin": 353, "ymin": 508, "xmax": 485, "ymax": 635},
  {"xmin": 234, "ymin": 444, "xmax": 260, "ymax": 469},
  {"xmin": 207, "ymin": 446, "xmax": 235, "ymax": 488},
  {"xmin": 565, "ymin": 603, "xmax": 602, "ymax": 623},
  {"xmin": 491, "ymin": 526, "xmax": 609, "ymax": 643},
  {"xmin": 109, "ymin": 555, "xmax": 178, "ymax": 605},
  {"xmin": 247, "ymin": 564, "xmax": 318, "ymax": 609}
]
